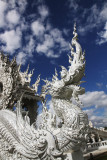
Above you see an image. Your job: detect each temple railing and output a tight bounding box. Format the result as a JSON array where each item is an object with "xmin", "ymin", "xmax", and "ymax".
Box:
[{"xmin": 86, "ymin": 140, "xmax": 107, "ymax": 152}]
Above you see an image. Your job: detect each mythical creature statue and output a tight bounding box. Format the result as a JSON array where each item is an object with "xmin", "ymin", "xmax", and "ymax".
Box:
[
  {"xmin": 41, "ymin": 24, "xmax": 89, "ymax": 159},
  {"xmin": 0, "ymin": 24, "xmax": 90, "ymax": 160}
]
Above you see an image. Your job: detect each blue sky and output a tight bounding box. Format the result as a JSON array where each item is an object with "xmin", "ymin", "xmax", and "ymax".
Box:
[{"xmin": 0, "ymin": 0, "xmax": 107, "ymax": 127}]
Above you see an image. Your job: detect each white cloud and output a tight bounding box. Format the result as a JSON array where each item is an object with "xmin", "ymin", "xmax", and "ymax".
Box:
[
  {"xmin": 78, "ymin": 2, "xmax": 107, "ymax": 38},
  {"xmin": 0, "ymin": 0, "xmax": 28, "ymax": 55},
  {"xmin": 16, "ymin": 36, "xmax": 35, "ymax": 65},
  {"xmin": 16, "ymin": 52, "xmax": 27, "ymax": 65},
  {"xmin": 30, "ymin": 3, "xmax": 68, "ymax": 59},
  {"xmin": 15, "ymin": 35, "xmax": 35, "ymax": 65},
  {"xmin": 38, "ymin": 5, "xmax": 49, "ymax": 20},
  {"xmin": 24, "ymin": 36, "xmax": 35, "ymax": 55},
  {"xmin": 63, "ymin": 28, "xmax": 70, "ymax": 36},
  {"xmin": 97, "ymin": 22, "xmax": 107, "ymax": 45},
  {"xmin": 0, "ymin": 0, "xmax": 28, "ymax": 59},
  {"xmin": 50, "ymin": 28, "xmax": 68, "ymax": 49},
  {"xmin": 36, "ymin": 27, "xmax": 68, "ymax": 58},
  {"xmin": 6, "ymin": 10, "xmax": 20, "ymax": 25},
  {"xmin": 0, "ymin": 29, "xmax": 22, "ymax": 53},
  {"xmin": 80, "ymin": 91, "xmax": 107, "ymax": 108},
  {"xmin": 104, "ymin": 23, "xmax": 107, "ymax": 30},
  {"xmin": 0, "ymin": 0, "xmax": 69, "ymax": 63},
  {"xmin": 31, "ymin": 21, "xmax": 45, "ymax": 36},
  {"xmin": 84, "ymin": 108, "xmax": 107, "ymax": 127},
  {"xmin": 89, "ymin": 115, "xmax": 107, "ymax": 127},
  {"xmin": 50, "ymin": 60, "xmax": 57, "ymax": 65},
  {"xmin": 84, "ymin": 108, "xmax": 95, "ymax": 117},
  {"xmin": 96, "ymin": 82, "xmax": 103, "ymax": 88},
  {"xmin": 67, "ymin": 0, "xmax": 79, "ymax": 10},
  {"xmin": 77, "ymin": 90, "xmax": 107, "ymax": 127},
  {"xmin": 16, "ymin": 0, "xmax": 28, "ymax": 13},
  {"xmin": 7, "ymin": 0, "xmax": 27, "ymax": 14},
  {"xmin": 99, "ymin": 3, "xmax": 107, "ymax": 21},
  {"xmin": 0, "ymin": 0, "xmax": 27, "ymax": 28},
  {"xmin": 47, "ymin": 50, "xmax": 60, "ymax": 58},
  {"xmin": 36, "ymin": 34, "xmax": 54, "ymax": 54},
  {"xmin": 79, "ymin": 91, "xmax": 107, "ymax": 126},
  {"xmin": 0, "ymin": 1, "xmax": 7, "ymax": 27},
  {"xmin": 36, "ymin": 29, "xmax": 68, "ymax": 58},
  {"xmin": 78, "ymin": 5, "xmax": 99, "ymax": 35}
]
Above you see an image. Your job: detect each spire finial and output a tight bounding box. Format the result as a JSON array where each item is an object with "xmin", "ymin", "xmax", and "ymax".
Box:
[
  {"xmin": 74, "ymin": 22, "xmax": 76, "ymax": 32},
  {"xmin": 73, "ymin": 22, "xmax": 78, "ymax": 40}
]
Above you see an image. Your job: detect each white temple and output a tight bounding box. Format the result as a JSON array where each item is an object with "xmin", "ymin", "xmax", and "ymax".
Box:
[{"xmin": 0, "ymin": 24, "xmax": 107, "ymax": 160}]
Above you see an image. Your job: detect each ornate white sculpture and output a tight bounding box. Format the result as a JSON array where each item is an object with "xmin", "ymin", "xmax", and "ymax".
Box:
[
  {"xmin": 19, "ymin": 64, "xmax": 34, "ymax": 85},
  {"xmin": 0, "ymin": 54, "xmax": 40, "ymax": 109},
  {"xmin": 0, "ymin": 24, "xmax": 90, "ymax": 160},
  {"xmin": 41, "ymin": 24, "xmax": 89, "ymax": 159},
  {"xmin": 32, "ymin": 75, "xmax": 41, "ymax": 93}
]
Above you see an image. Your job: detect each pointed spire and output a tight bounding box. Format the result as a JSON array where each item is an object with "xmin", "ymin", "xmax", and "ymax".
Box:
[
  {"xmin": 60, "ymin": 66, "xmax": 67, "ymax": 79},
  {"xmin": 42, "ymin": 100, "xmax": 48, "ymax": 113},
  {"xmin": 0, "ymin": 52, "xmax": 4, "ymax": 60},
  {"xmin": 18, "ymin": 64, "xmax": 21, "ymax": 72},
  {"xmin": 52, "ymin": 68, "xmax": 58, "ymax": 82},
  {"xmin": 26, "ymin": 64, "xmax": 29, "ymax": 74},
  {"xmin": 73, "ymin": 22, "xmax": 78, "ymax": 41},
  {"xmin": 55, "ymin": 68, "xmax": 58, "ymax": 77},
  {"xmin": 68, "ymin": 54, "xmax": 72, "ymax": 64},
  {"xmin": 32, "ymin": 74, "xmax": 40, "ymax": 93},
  {"xmin": 0, "ymin": 52, "xmax": 2, "ymax": 61}
]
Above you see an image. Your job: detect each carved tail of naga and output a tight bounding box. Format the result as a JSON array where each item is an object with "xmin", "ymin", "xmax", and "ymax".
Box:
[{"xmin": 0, "ymin": 100, "xmax": 63, "ymax": 160}]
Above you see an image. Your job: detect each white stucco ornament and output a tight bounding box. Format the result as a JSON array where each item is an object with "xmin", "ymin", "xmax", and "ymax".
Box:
[{"xmin": 0, "ymin": 24, "xmax": 90, "ymax": 160}]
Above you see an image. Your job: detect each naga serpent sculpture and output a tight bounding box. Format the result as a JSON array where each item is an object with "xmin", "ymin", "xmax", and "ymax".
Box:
[{"xmin": 41, "ymin": 23, "xmax": 89, "ymax": 159}]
